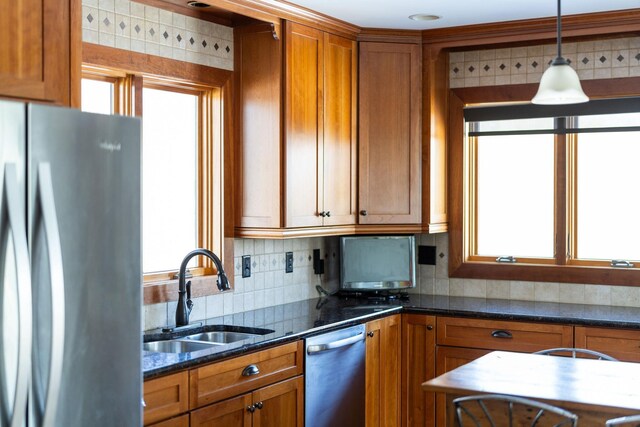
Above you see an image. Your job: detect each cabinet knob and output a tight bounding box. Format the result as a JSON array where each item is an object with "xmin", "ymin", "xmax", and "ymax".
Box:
[
  {"xmin": 325, "ymin": 211, "xmax": 331, "ymax": 217},
  {"xmin": 247, "ymin": 405, "xmax": 256, "ymax": 413},
  {"xmin": 360, "ymin": 210, "xmax": 368, "ymax": 216},
  {"xmin": 242, "ymin": 364, "xmax": 260, "ymax": 376},
  {"xmin": 319, "ymin": 211, "xmax": 326, "ymax": 217},
  {"xmin": 255, "ymin": 401, "xmax": 264, "ymax": 410},
  {"xmin": 367, "ymin": 331, "xmax": 375, "ymax": 338},
  {"xmin": 427, "ymin": 325, "xmax": 433, "ymax": 331}
]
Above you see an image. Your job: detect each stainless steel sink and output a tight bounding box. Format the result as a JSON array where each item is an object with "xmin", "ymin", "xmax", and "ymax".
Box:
[
  {"xmin": 143, "ymin": 340, "xmax": 218, "ymax": 353},
  {"xmin": 183, "ymin": 331, "xmax": 262, "ymax": 344}
]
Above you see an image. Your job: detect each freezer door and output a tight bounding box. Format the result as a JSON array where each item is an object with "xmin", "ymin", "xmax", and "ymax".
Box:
[
  {"xmin": 0, "ymin": 101, "xmax": 32, "ymax": 427},
  {"xmin": 27, "ymin": 104, "xmax": 142, "ymax": 427}
]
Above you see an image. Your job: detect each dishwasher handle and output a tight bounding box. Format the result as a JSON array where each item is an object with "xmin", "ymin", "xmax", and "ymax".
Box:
[{"xmin": 306, "ymin": 331, "xmax": 365, "ymax": 355}]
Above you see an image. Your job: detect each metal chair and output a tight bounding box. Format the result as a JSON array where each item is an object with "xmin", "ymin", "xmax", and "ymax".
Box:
[
  {"xmin": 453, "ymin": 394, "xmax": 578, "ymax": 427},
  {"xmin": 533, "ymin": 347, "xmax": 618, "ymax": 361},
  {"xmin": 606, "ymin": 414, "xmax": 640, "ymax": 426}
]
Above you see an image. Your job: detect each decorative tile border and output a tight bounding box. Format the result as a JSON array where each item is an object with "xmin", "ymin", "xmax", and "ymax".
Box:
[
  {"xmin": 82, "ymin": 0, "xmax": 234, "ymax": 71},
  {"xmin": 450, "ymin": 37, "xmax": 640, "ymax": 88}
]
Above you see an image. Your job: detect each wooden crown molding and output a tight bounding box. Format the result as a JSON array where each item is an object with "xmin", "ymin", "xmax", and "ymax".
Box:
[
  {"xmin": 358, "ymin": 29, "xmax": 422, "ymax": 44},
  {"xmin": 422, "ymin": 8, "xmax": 640, "ymax": 50}
]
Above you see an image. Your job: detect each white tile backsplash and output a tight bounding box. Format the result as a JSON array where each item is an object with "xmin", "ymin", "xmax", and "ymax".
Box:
[{"xmin": 82, "ymin": 0, "xmax": 233, "ymax": 71}]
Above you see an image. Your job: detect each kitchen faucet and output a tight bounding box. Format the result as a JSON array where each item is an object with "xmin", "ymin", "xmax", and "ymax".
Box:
[{"xmin": 176, "ymin": 248, "xmax": 230, "ymax": 327}]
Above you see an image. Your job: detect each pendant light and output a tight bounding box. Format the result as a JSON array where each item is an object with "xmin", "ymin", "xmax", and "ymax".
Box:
[{"xmin": 531, "ymin": 0, "xmax": 588, "ymax": 104}]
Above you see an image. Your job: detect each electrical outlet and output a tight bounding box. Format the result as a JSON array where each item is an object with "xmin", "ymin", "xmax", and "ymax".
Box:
[
  {"xmin": 242, "ymin": 255, "xmax": 251, "ymax": 278},
  {"xmin": 285, "ymin": 252, "xmax": 294, "ymax": 273},
  {"xmin": 313, "ymin": 249, "xmax": 324, "ymax": 275}
]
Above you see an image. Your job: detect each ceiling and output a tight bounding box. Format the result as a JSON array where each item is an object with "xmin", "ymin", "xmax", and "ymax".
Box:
[{"xmin": 278, "ymin": 0, "xmax": 640, "ymax": 30}]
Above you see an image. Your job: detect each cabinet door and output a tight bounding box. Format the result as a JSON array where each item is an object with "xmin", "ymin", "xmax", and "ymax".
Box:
[
  {"xmin": 235, "ymin": 24, "xmax": 282, "ymax": 228},
  {"xmin": 253, "ymin": 376, "xmax": 304, "ymax": 427},
  {"xmin": 284, "ymin": 22, "xmax": 324, "ymax": 228},
  {"xmin": 0, "ymin": 0, "xmax": 71, "ymax": 104},
  {"xmin": 575, "ymin": 326, "xmax": 640, "ymax": 362},
  {"xmin": 359, "ymin": 42, "xmax": 421, "ymax": 225},
  {"xmin": 190, "ymin": 394, "xmax": 253, "ymax": 427},
  {"xmin": 322, "ymin": 33, "xmax": 357, "ymax": 226},
  {"xmin": 435, "ymin": 346, "xmax": 491, "ymax": 427},
  {"xmin": 148, "ymin": 414, "xmax": 189, "ymax": 427},
  {"xmin": 366, "ymin": 315, "xmax": 401, "ymax": 427},
  {"xmin": 402, "ymin": 314, "xmax": 436, "ymax": 427},
  {"xmin": 143, "ymin": 371, "xmax": 189, "ymax": 426}
]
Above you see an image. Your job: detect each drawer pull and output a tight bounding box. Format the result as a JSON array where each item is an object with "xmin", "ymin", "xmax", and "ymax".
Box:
[
  {"xmin": 491, "ymin": 330, "xmax": 513, "ymax": 339},
  {"xmin": 242, "ymin": 364, "xmax": 260, "ymax": 377}
]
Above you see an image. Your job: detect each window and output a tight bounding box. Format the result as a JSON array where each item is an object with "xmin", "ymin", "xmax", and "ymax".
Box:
[
  {"xmin": 451, "ymin": 89, "xmax": 640, "ymax": 286},
  {"xmin": 80, "ymin": 67, "xmax": 223, "ymax": 281}
]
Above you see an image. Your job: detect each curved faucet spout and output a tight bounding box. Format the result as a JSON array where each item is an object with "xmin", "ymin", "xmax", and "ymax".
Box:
[{"xmin": 176, "ymin": 248, "xmax": 230, "ymax": 327}]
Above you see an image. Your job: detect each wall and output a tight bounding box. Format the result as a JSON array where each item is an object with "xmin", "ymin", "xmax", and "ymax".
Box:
[
  {"xmin": 81, "ymin": 0, "xmax": 234, "ymax": 70},
  {"xmin": 144, "ymin": 237, "xmax": 340, "ymax": 330}
]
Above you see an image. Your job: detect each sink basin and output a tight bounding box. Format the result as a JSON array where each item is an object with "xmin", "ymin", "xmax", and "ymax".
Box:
[
  {"xmin": 143, "ymin": 340, "xmax": 217, "ymax": 354},
  {"xmin": 183, "ymin": 331, "xmax": 263, "ymax": 344}
]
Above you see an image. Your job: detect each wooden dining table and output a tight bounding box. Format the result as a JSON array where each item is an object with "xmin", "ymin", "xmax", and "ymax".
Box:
[{"xmin": 422, "ymin": 351, "xmax": 640, "ymax": 426}]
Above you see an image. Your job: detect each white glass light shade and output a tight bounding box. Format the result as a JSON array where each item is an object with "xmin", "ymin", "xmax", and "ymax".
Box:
[{"xmin": 531, "ymin": 63, "xmax": 589, "ymax": 105}]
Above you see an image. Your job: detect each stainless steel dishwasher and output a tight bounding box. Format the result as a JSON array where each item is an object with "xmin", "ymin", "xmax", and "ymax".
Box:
[{"xmin": 305, "ymin": 324, "xmax": 366, "ymax": 427}]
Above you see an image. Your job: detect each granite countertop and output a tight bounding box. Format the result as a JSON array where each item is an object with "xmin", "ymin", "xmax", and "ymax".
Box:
[{"xmin": 143, "ymin": 294, "xmax": 640, "ymax": 379}]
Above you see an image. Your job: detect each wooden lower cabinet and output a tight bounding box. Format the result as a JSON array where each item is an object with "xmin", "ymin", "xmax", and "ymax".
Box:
[
  {"xmin": 435, "ymin": 346, "xmax": 491, "ymax": 426},
  {"xmin": 149, "ymin": 414, "xmax": 190, "ymax": 427},
  {"xmin": 401, "ymin": 314, "xmax": 436, "ymax": 427},
  {"xmin": 575, "ymin": 326, "xmax": 640, "ymax": 362},
  {"xmin": 144, "ymin": 371, "xmax": 190, "ymax": 426},
  {"xmin": 190, "ymin": 376, "xmax": 304, "ymax": 427},
  {"xmin": 366, "ymin": 314, "xmax": 401, "ymax": 427}
]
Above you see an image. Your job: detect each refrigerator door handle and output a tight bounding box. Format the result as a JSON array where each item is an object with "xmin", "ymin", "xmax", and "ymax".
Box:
[
  {"xmin": 36, "ymin": 163, "xmax": 65, "ymax": 427},
  {"xmin": 2, "ymin": 164, "xmax": 33, "ymax": 427}
]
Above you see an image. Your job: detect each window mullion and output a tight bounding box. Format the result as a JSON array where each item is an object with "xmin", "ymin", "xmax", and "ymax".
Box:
[{"xmin": 554, "ymin": 118, "xmax": 568, "ymax": 266}]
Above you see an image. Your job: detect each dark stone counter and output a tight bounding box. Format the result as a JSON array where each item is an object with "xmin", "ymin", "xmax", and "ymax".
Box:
[{"xmin": 143, "ymin": 294, "xmax": 640, "ymax": 379}]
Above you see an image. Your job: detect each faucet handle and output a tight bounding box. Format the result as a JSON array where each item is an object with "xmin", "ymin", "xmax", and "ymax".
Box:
[
  {"xmin": 217, "ymin": 274, "xmax": 230, "ymax": 291},
  {"xmin": 186, "ymin": 280, "xmax": 193, "ymax": 315}
]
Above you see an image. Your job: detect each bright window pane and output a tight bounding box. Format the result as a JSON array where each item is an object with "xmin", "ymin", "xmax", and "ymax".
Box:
[
  {"xmin": 143, "ymin": 87, "xmax": 198, "ymax": 273},
  {"xmin": 476, "ymin": 134, "xmax": 555, "ymax": 258},
  {"xmin": 577, "ymin": 131, "xmax": 640, "ymax": 261},
  {"xmin": 81, "ymin": 79, "xmax": 114, "ymax": 115}
]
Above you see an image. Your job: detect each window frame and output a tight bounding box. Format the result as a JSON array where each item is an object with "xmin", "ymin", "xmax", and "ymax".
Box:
[
  {"xmin": 81, "ymin": 65, "xmax": 225, "ymax": 285},
  {"xmin": 449, "ymin": 77, "xmax": 640, "ymax": 286}
]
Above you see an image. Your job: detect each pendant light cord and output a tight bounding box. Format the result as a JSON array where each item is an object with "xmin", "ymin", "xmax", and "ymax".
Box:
[{"xmin": 556, "ymin": 0, "xmax": 562, "ymax": 59}]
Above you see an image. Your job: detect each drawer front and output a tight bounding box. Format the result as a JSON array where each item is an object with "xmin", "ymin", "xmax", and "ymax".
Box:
[
  {"xmin": 148, "ymin": 414, "xmax": 189, "ymax": 427},
  {"xmin": 190, "ymin": 341, "xmax": 304, "ymax": 409},
  {"xmin": 144, "ymin": 371, "xmax": 189, "ymax": 426},
  {"xmin": 575, "ymin": 326, "xmax": 640, "ymax": 362},
  {"xmin": 437, "ymin": 317, "xmax": 573, "ymax": 352}
]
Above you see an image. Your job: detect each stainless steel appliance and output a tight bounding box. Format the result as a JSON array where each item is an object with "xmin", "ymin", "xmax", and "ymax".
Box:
[
  {"xmin": 0, "ymin": 101, "xmax": 142, "ymax": 426},
  {"xmin": 305, "ymin": 324, "xmax": 366, "ymax": 427}
]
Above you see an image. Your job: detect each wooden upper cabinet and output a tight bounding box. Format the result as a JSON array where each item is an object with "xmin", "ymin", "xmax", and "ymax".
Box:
[
  {"xmin": 284, "ymin": 22, "xmax": 324, "ymax": 228},
  {"xmin": 321, "ymin": 32, "xmax": 357, "ymax": 227},
  {"xmin": 285, "ymin": 22, "xmax": 357, "ymax": 228},
  {"xmin": 235, "ymin": 24, "xmax": 283, "ymax": 229},
  {"xmin": 359, "ymin": 42, "xmax": 421, "ymax": 225},
  {"xmin": 0, "ymin": 0, "xmax": 73, "ymax": 105},
  {"xmin": 235, "ymin": 21, "xmax": 357, "ymax": 236}
]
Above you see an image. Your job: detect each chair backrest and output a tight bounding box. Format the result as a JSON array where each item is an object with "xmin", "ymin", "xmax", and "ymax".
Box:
[
  {"xmin": 606, "ymin": 414, "xmax": 640, "ymax": 426},
  {"xmin": 533, "ymin": 347, "xmax": 618, "ymax": 361},
  {"xmin": 453, "ymin": 394, "xmax": 578, "ymax": 427}
]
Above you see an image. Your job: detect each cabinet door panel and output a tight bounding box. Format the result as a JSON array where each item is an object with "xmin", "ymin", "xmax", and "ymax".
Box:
[
  {"xmin": 575, "ymin": 326, "xmax": 640, "ymax": 362},
  {"xmin": 143, "ymin": 371, "xmax": 189, "ymax": 426},
  {"xmin": 190, "ymin": 394, "xmax": 252, "ymax": 427},
  {"xmin": 366, "ymin": 315, "xmax": 401, "ymax": 427},
  {"xmin": 285, "ymin": 22, "xmax": 323, "ymax": 228},
  {"xmin": 402, "ymin": 315, "xmax": 436, "ymax": 427},
  {"xmin": 359, "ymin": 42, "xmax": 421, "ymax": 224},
  {"xmin": 322, "ymin": 33, "xmax": 357, "ymax": 226},
  {"xmin": 253, "ymin": 376, "xmax": 304, "ymax": 427},
  {"xmin": 235, "ymin": 24, "xmax": 282, "ymax": 228},
  {"xmin": 435, "ymin": 346, "xmax": 491, "ymax": 427},
  {"xmin": 0, "ymin": 0, "xmax": 70, "ymax": 104}
]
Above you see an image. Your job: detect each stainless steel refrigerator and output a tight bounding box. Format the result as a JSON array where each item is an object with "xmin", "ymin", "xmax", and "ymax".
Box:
[{"xmin": 0, "ymin": 101, "xmax": 142, "ymax": 426}]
